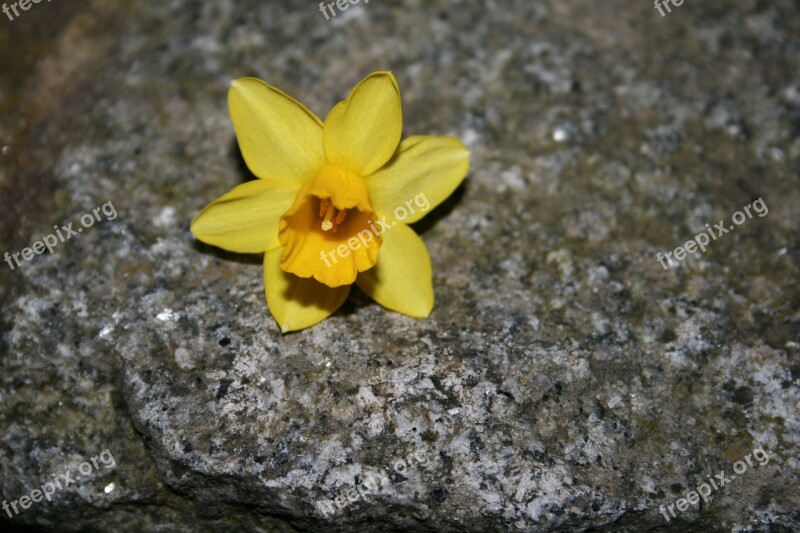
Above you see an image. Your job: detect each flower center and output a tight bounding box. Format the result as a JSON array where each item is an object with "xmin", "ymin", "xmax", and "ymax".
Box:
[
  {"xmin": 277, "ymin": 164, "xmax": 382, "ymax": 287},
  {"xmin": 319, "ymin": 198, "xmax": 348, "ymax": 232}
]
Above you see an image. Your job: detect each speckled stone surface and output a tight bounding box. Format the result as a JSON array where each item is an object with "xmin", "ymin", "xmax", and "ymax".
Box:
[{"xmin": 1, "ymin": 0, "xmax": 799, "ymax": 531}]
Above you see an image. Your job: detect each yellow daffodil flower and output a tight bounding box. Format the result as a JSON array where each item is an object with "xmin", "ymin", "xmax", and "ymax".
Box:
[{"xmin": 191, "ymin": 71, "xmax": 469, "ymax": 332}]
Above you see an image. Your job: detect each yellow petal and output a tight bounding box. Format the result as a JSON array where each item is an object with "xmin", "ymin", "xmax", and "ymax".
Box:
[
  {"xmin": 355, "ymin": 223, "xmax": 433, "ymax": 318},
  {"xmin": 366, "ymin": 135, "xmax": 470, "ymax": 224},
  {"xmin": 229, "ymin": 77, "xmax": 325, "ymax": 183},
  {"xmin": 264, "ymin": 249, "xmax": 350, "ymax": 333},
  {"xmin": 191, "ymin": 178, "xmax": 300, "ymax": 253},
  {"xmin": 323, "ymin": 71, "xmax": 402, "ymax": 176}
]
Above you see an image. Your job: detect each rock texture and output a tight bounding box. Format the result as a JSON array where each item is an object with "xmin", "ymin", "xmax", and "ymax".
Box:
[{"xmin": 1, "ymin": 0, "xmax": 799, "ymax": 531}]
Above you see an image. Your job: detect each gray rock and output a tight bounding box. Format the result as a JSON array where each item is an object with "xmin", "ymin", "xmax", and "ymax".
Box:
[{"xmin": 1, "ymin": 0, "xmax": 798, "ymax": 531}]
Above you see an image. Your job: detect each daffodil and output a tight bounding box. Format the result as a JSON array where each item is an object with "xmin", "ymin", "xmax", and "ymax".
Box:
[{"xmin": 191, "ymin": 71, "xmax": 469, "ymax": 332}]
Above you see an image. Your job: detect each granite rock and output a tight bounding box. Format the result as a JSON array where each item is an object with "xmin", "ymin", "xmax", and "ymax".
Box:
[{"xmin": 1, "ymin": 0, "xmax": 799, "ymax": 531}]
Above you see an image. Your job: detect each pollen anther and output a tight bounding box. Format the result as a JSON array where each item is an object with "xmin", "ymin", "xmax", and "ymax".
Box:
[{"xmin": 319, "ymin": 198, "xmax": 347, "ymax": 232}]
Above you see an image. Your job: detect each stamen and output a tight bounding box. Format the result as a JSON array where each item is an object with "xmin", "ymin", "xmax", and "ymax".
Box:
[
  {"xmin": 321, "ymin": 201, "xmax": 335, "ymax": 231},
  {"xmin": 319, "ymin": 197, "xmax": 348, "ymax": 232},
  {"xmin": 319, "ymin": 198, "xmax": 330, "ymax": 218}
]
